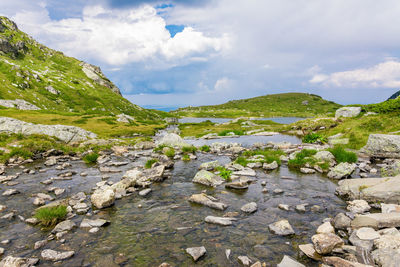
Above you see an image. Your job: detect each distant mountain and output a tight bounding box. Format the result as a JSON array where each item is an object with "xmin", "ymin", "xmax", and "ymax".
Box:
[
  {"xmin": 388, "ymin": 90, "xmax": 400, "ymax": 100},
  {"xmin": 172, "ymin": 92, "xmax": 341, "ymax": 118},
  {"xmin": 0, "ymin": 16, "xmax": 160, "ymax": 120}
]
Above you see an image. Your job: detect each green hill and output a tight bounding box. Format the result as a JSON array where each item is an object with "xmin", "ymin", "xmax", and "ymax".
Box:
[
  {"xmin": 173, "ymin": 92, "xmax": 341, "ymax": 118},
  {"xmin": 0, "ymin": 16, "xmax": 160, "ymax": 120}
]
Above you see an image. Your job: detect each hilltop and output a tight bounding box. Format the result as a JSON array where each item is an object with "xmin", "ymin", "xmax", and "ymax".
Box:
[
  {"xmin": 172, "ymin": 92, "xmax": 341, "ymax": 118},
  {"xmin": 0, "ymin": 16, "xmax": 161, "ymax": 120}
]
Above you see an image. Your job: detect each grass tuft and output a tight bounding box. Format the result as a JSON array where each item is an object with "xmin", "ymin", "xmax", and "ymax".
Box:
[
  {"xmin": 34, "ymin": 205, "xmax": 68, "ymax": 227},
  {"xmin": 327, "ymin": 146, "xmax": 357, "ymax": 163},
  {"xmin": 145, "ymin": 159, "xmax": 158, "ymax": 169}
]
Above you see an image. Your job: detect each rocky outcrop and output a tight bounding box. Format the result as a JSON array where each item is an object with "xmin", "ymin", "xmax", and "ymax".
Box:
[
  {"xmin": 327, "ymin": 162, "xmax": 356, "ymax": 179},
  {"xmin": 0, "ymin": 99, "xmax": 40, "ymax": 110},
  {"xmin": 80, "ymin": 62, "xmax": 121, "ymax": 95},
  {"xmin": 0, "ymin": 117, "xmax": 97, "ymax": 143},
  {"xmin": 117, "ymin": 114, "xmax": 135, "ymax": 123},
  {"xmin": 361, "ymin": 134, "xmax": 400, "ymax": 158},
  {"xmin": 335, "ymin": 107, "xmax": 362, "ymax": 118}
]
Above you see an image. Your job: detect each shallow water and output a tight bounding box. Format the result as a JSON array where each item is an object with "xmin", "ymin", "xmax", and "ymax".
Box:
[
  {"xmin": 178, "ymin": 117, "xmax": 306, "ymax": 124},
  {"xmin": 0, "ymin": 148, "xmax": 346, "ymax": 266}
]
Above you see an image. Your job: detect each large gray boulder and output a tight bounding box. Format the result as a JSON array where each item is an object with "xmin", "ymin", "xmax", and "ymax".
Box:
[
  {"xmin": 0, "ymin": 117, "xmax": 97, "ymax": 143},
  {"xmin": 336, "ymin": 175, "xmax": 400, "ymax": 204},
  {"xmin": 0, "ymin": 99, "xmax": 40, "ymax": 110},
  {"xmin": 91, "ymin": 186, "xmax": 115, "ymax": 209},
  {"xmin": 156, "ymin": 133, "xmax": 189, "ymax": 148},
  {"xmin": 361, "ymin": 134, "xmax": 400, "ymax": 158},
  {"xmin": 327, "ymin": 162, "xmax": 356, "ymax": 179},
  {"xmin": 192, "ymin": 170, "xmax": 224, "ymax": 187},
  {"xmin": 335, "ymin": 107, "xmax": 362, "ymax": 118}
]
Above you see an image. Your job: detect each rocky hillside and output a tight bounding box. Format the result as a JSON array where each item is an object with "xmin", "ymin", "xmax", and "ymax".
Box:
[
  {"xmin": 0, "ymin": 17, "xmax": 159, "ymax": 119},
  {"xmin": 388, "ymin": 90, "xmax": 400, "ymax": 100},
  {"xmin": 173, "ymin": 92, "xmax": 341, "ymax": 118}
]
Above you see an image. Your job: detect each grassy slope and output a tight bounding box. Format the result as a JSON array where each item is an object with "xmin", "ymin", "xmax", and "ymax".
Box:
[
  {"xmin": 173, "ymin": 93, "xmax": 341, "ymax": 118},
  {"xmin": 0, "ymin": 17, "xmax": 164, "ymax": 121}
]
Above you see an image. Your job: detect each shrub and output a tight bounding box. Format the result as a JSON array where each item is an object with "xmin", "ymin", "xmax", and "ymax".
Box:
[
  {"xmin": 34, "ymin": 205, "xmax": 68, "ymax": 226},
  {"xmin": 217, "ymin": 166, "xmax": 232, "ymax": 182},
  {"xmin": 182, "ymin": 154, "xmax": 190, "ymax": 161},
  {"xmin": 83, "ymin": 152, "xmax": 99, "ymax": 164},
  {"xmin": 303, "ymin": 133, "xmax": 327, "ymax": 144},
  {"xmin": 145, "ymin": 159, "xmax": 158, "ymax": 168},
  {"xmin": 327, "ymin": 146, "xmax": 357, "ymax": 163},
  {"xmin": 218, "ymin": 129, "xmax": 244, "ymax": 136},
  {"xmin": 288, "ymin": 149, "xmax": 317, "ymax": 169},
  {"xmin": 164, "ymin": 147, "xmax": 175, "ymax": 158},
  {"xmin": 235, "ymin": 156, "xmax": 249, "ymax": 167},
  {"xmin": 154, "ymin": 144, "xmax": 168, "ymax": 152},
  {"xmin": 182, "ymin": 146, "xmax": 197, "ymax": 154},
  {"xmin": 200, "ymin": 145, "xmax": 210, "ymax": 152}
]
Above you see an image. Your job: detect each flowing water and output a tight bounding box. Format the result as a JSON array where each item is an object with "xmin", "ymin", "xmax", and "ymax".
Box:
[{"xmin": 0, "ymin": 134, "xmax": 346, "ymax": 266}]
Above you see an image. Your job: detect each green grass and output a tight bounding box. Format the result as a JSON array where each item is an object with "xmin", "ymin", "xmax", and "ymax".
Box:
[
  {"xmin": 216, "ymin": 166, "xmax": 232, "ymax": 182},
  {"xmin": 302, "ymin": 133, "xmax": 327, "ymax": 144},
  {"xmin": 182, "ymin": 154, "xmax": 190, "ymax": 161},
  {"xmin": 242, "ymin": 149, "xmax": 285, "ymax": 165},
  {"xmin": 182, "ymin": 145, "xmax": 197, "ymax": 154},
  {"xmin": 164, "ymin": 147, "xmax": 175, "ymax": 158},
  {"xmin": 328, "ymin": 146, "xmax": 357, "ymax": 163},
  {"xmin": 83, "ymin": 152, "xmax": 99, "ymax": 164},
  {"xmin": 200, "ymin": 145, "xmax": 210, "ymax": 152},
  {"xmin": 34, "ymin": 205, "xmax": 68, "ymax": 226},
  {"xmin": 235, "ymin": 156, "xmax": 249, "ymax": 167},
  {"xmin": 288, "ymin": 149, "xmax": 318, "ymax": 170},
  {"xmin": 218, "ymin": 129, "xmax": 245, "ymax": 136},
  {"xmin": 173, "ymin": 93, "xmax": 341, "ymax": 118},
  {"xmin": 145, "ymin": 159, "xmax": 158, "ymax": 169}
]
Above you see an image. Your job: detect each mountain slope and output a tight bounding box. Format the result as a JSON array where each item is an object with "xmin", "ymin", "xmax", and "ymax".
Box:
[
  {"xmin": 388, "ymin": 90, "xmax": 400, "ymax": 100},
  {"xmin": 173, "ymin": 92, "xmax": 341, "ymax": 118},
  {"xmin": 0, "ymin": 16, "xmax": 159, "ymax": 120}
]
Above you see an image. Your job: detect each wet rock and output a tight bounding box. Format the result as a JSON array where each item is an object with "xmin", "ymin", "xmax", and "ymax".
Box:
[
  {"xmin": 233, "ymin": 168, "xmax": 256, "ymax": 177},
  {"xmin": 335, "ymin": 106, "xmax": 361, "ymax": 118},
  {"xmin": 25, "ymin": 217, "xmax": 39, "ymax": 225},
  {"xmin": 296, "ymin": 204, "xmax": 308, "ymax": 212},
  {"xmin": 238, "ymin": 255, "xmax": 252, "ymax": 266},
  {"xmin": 298, "ymin": 244, "xmax": 322, "ymax": 261},
  {"xmin": 328, "ymin": 162, "xmax": 356, "ymax": 179},
  {"xmin": 44, "ymin": 157, "xmax": 57, "ymax": 166},
  {"xmin": 80, "ymin": 218, "xmax": 109, "ymax": 228},
  {"xmin": 225, "ymin": 178, "xmax": 250, "ymax": 190},
  {"xmin": 0, "ymin": 256, "xmax": 26, "ymax": 266},
  {"xmin": 311, "ymin": 233, "xmax": 344, "ymax": 254},
  {"xmin": 277, "ymin": 255, "xmax": 305, "ymax": 267},
  {"xmin": 241, "ymin": 202, "xmax": 258, "ymax": 213},
  {"xmin": 91, "ymin": 186, "xmax": 115, "ymax": 209},
  {"xmin": 273, "ymin": 188, "xmax": 284, "ymax": 194},
  {"xmin": 192, "ymin": 170, "xmax": 223, "ymax": 187},
  {"xmin": 139, "ymin": 188, "xmax": 152, "ymax": 196},
  {"xmin": 300, "ymin": 167, "xmax": 316, "ymax": 174},
  {"xmin": 188, "ymin": 193, "xmax": 227, "ymax": 210},
  {"xmin": 317, "ymin": 222, "xmax": 335, "ymax": 234},
  {"xmin": 186, "ymin": 246, "xmax": 206, "ymax": 262},
  {"xmin": 34, "ymin": 240, "xmax": 47, "ymax": 250},
  {"xmin": 347, "ymin": 200, "xmax": 371, "ymax": 214},
  {"xmin": 205, "ymin": 216, "xmax": 236, "ymax": 226},
  {"xmin": 263, "ymin": 161, "xmax": 278, "ymax": 170},
  {"xmin": 269, "ymin": 219, "xmax": 295, "ymax": 236},
  {"xmin": 2, "ymin": 189, "xmax": 19, "ymax": 196},
  {"xmin": 199, "ymin": 160, "xmax": 221, "ymax": 171},
  {"xmin": 351, "ymin": 213, "xmax": 400, "ymax": 229},
  {"xmin": 361, "ymin": 134, "xmax": 400, "ymax": 158},
  {"xmin": 52, "ymin": 220, "xmax": 76, "ymax": 233},
  {"xmin": 278, "ymin": 204, "xmax": 290, "ymax": 211},
  {"xmin": 41, "ymin": 249, "xmax": 74, "ymax": 261}
]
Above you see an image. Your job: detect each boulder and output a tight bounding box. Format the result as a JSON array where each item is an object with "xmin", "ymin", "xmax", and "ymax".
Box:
[
  {"xmin": 199, "ymin": 160, "xmax": 220, "ymax": 171},
  {"xmin": 116, "ymin": 114, "xmax": 135, "ymax": 123},
  {"xmin": 311, "ymin": 233, "xmax": 344, "ymax": 254},
  {"xmin": 186, "ymin": 246, "xmax": 206, "ymax": 262},
  {"xmin": 298, "ymin": 244, "xmax": 322, "ymax": 261},
  {"xmin": 332, "ymin": 213, "xmax": 351, "ymax": 230},
  {"xmin": 188, "ymin": 193, "xmax": 227, "ymax": 210},
  {"xmin": 335, "ymin": 107, "xmax": 362, "ymax": 118},
  {"xmin": 269, "ymin": 219, "xmax": 295, "ymax": 236},
  {"xmin": 91, "ymin": 186, "xmax": 115, "ymax": 209},
  {"xmin": 372, "ymin": 248, "xmax": 400, "ymax": 267},
  {"xmin": 41, "ymin": 249, "xmax": 74, "ymax": 261},
  {"xmin": 156, "ymin": 133, "xmax": 188, "ymax": 148},
  {"xmin": 316, "ymin": 222, "xmax": 335, "ymax": 234},
  {"xmin": 328, "ymin": 162, "xmax": 356, "ymax": 179},
  {"xmin": 347, "ymin": 199, "xmax": 371, "ymax": 214},
  {"xmin": 192, "ymin": 170, "xmax": 223, "ymax": 187},
  {"xmin": 314, "ymin": 151, "xmax": 336, "ymax": 164},
  {"xmin": 0, "ymin": 117, "xmax": 96, "ymax": 143},
  {"xmin": 241, "ymin": 202, "xmax": 258, "ymax": 213},
  {"xmin": 277, "ymin": 255, "xmax": 305, "ymax": 267},
  {"xmin": 351, "ymin": 213, "xmax": 400, "ymax": 229},
  {"xmin": 263, "ymin": 161, "xmax": 279, "ymax": 170},
  {"xmin": 361, "ymin": 134, "xmax": 400, "ymax": 158},
  {"xmin": 238, "ymin": 256, "xmax": 252, "ymax": 266},
  {"xmin": 0, "ymin": 99, "xmax": 40, "ymax": 110}
]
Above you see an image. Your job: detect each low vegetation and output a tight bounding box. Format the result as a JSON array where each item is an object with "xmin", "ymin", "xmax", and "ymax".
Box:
[
  {"xmin": 164, "ymin": 147, "xmax": 175, "ymax": 158},
  {"xmin": 200, "ymin": 145, "xmax": 210, "ymax": 152},
  {"xmin": 83, "ymin": 152, "xmax": 99, "ymax": 164},
  {"xmin": 145, "ymin": 159, "xmax": 158, "ymax": 169},
  {"xmin": 327, "ymin": 146, "xmax": 357, "ymax": 163},
  {"xmin": 235, "ymin": 149, "xmax": 285, "ymax": 167},
  {"xmin": 34, "ymin": 205, "xmax": 68, "ymax": 226},
  {"xmin": 216, "ymin": 166, "xmax": 232, "ymax": 182},
  {"xmin": 288, "ymin": 149, "xmax": 318, "ymax": 170},
  {"xmin": 218, "ymin": 129, "xmax": 244, "ymax": 136},
  {"xmin": 302, "ymin": 133, "xmax": 327, "ymax": 144},
  {"xmin": 182, "ymin": 145, "xmax": 197, "ymax": 154}
]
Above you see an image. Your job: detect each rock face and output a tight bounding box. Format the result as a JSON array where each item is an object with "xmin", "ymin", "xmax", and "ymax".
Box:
[
  {"xmin": 335, "ymin": 107, "xmax": 362, "ymax": 118},
  {"xmin": 80, "ymin": 62, "xmax": 121, "ymax": 95},
  {"xmin": 192, "ymin": 170, "xmax": 223, "ymax": 187},
  {"xmin": 91, "ymin": 186, "xmax": 115, "ymax": 209},
  {"xmin": 361, "ymin": 134, "xmax": 400, "ymax": 158},
  {"xmin": 0, "ymin": 117, "xmax": 96, "ymax": 143},
  {"xmin": 0, "ymin": 99, "xmax": 40, "ymax": 110},
  {"xmin": 327, "ymin": 162, "xmax": 356, "ymax": 179},
  {"xmin": 336, "ymin": 175, "xmax": 400, "ymax": 203},
  {"xmin": 156, "ymin": 133, "xmax": 188, "ymax": 148}
]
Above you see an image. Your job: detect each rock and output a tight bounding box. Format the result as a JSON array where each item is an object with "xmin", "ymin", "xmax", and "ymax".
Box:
[
  {"xmin": 278, "ymin": 204, "xmax": 290, "ymax": 211},
  {"xmin": 238, "ymin": 256, "xmax": 252, "ymax": 266},
  {"xmin": 299, "ymin": 244, "xmax": 322, "ymax": 261},
  {"xmin": 381, "ymin": 160, "xmax": 400, "ymax": 177},
  {"xmin": 0, "ymin": 256, "xmax": 26, "ymax": 266},
  {"xmin": 300, "ymin": 167, "xmax": 316, "ymax": 174},
  {"xmin": 25, "ymin": 217, "xmax": 39, "ymax": 225},
  {"xmin": 156, "ymin": 133, "xmax": 188, "ymax": 148},
  {"xmin": 277, "ymin": 255, "xmax": 305, "ymax": 267},
  {"xmin": 311, "ymin": 233, "xmax": 344, "ymax": 254},
  {"xmin": 45, "ymin": 85, "xmax": 60, "ymax": 95},
  {"xmin": 317, "ymin": 222, "xmax": 335, "ymax": 234},
  {"xmin": 80, "ymin": 62, "xmax": 121, "ymax": 94},
  {"xmin": 233, "ymin": 168, "xmax": 256, "ymax": 177},
  {"xmin": 205, "ymin": 216, "xmax": 236, "ymax": 226},
  {"xmin": 335, "ymin": 107, "xmax": 362, "ymax": 118},
  {"xmin": 269, "ymin": 219, "xmax": 295, "ymax": 236},
  {"xmin": 356, "ymin": 227, "xmax": 380, "ymax": 240},
  {"xmin": 116, "ymin": 114, "xmax": 135, "ymax": 123},
  {"xmin": 333, "ymin": 213, "xmax": 352, "ymax": 230},
  {"xmin": 374, "ymin": 234, "xmax": 400, "ymax": 250},
  {"xmin": 225, "ymin": 178, "xmax": 251, "ymax": 190},
  {"xmin": 185, "ymin": 246, "xmax": 206, "ymax": 262},
  {"xmin": 351, "ymin": 213, "xmax": 400, "ymax": 229},
  {"xmin": 381, "ymin": 203, "xmax": 400, "ymax": 213},
  {"xmin": 41, "ymin": 249, "xmax": 74, "ymax": 261},
  {"xmin": 188, "ymin": 193, "xmax": 227, "ymax": 210},
  {"xmin": 372, "ymin": 248, "xmax": 400, "ymax": 267},
  {"xmin": 241, "ymin": 202, "xmax": 258, "ymax": 213},
  {"xmin": 80, "ymin": 218, "xmax": 109, "ymax": 228},
  {"xmin": 347, "ymin": 200, "xmax": 371, "ymax": 214},
  {"xmin": 159, "ymin": 263, "xmax": 172, "ymax": 267},
  {"xmin": 192, "ymin": 170, "xmax": 223, "ymax": 187},
  {"xmin": 139, "ymin": 188, "xmax": 152, "ymax": 196},
  {"xmin": 314, "ymin": 151, "xmax": 336, "ymax": 164},
  {"xmin": 361, "ymin": 134, "xmax": 400, "ymax": 158},
  {"xmin": 296, "ymin": 204, "xmax": 308, "ymax": 212},
  {"xmin": 52, "ymin": 220, "xmax": 76, "ymax": 233},
  {"xmin": 44, "ymin": 157, "xmax": 57, "ymax": 166},
  {"xmin": 0, "ymin": 117, "xmax": 96, "ymax": 143},
  {"xmin": 91, "ymin": 186, "xmax": 115, "ymax": 209},
  {"xmin": 322, "ymin": 256, "xmax": 372, "ymax": 267},
  {"xmin": 34, "ymin": 240, "xmax": 47, "ymax": 250},
  {"xmin": 89, "ymin": 227, "xmax": 100, "ymax": 233},
  {"xmin": 328, "ymin": 162, "xmax": 356, "ymax": 179},
  {"xmin": 336, "ymin": 175, "xmax": 400, "ymax": 203},
  {"xmin": 0, "ymin": 99, "xmax": 40, "ymax": 110},
  {"xmin": 250, "ymin": 262, "xmax": 262, "ymax": 267},
  {"xmin": 263, "ymin": 161, "xmax": 278, "ymax": 170},
  {"xmin": 143, "ymin": 165, "xmax": 165, "ymax": 182},
  {"xmin": 349, "ymin": 230, "xmax": 373, "ymax": 251},
  {"xmin": 199, "ymin": 160, "xmax": 220, "ymax": 171}
]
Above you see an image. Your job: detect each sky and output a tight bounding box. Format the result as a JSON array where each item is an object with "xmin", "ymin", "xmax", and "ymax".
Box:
[{"xmin": 2, "ymin": 0, "xmax": 400, "ymax": 109}]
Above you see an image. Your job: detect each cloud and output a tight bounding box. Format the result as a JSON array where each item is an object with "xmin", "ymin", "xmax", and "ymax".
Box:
[
  {"xmin": 214, "ymin": 77, "xmax": 232, "ymax": 92},
  {"xmin": 310, "ymin": 60, "xmax": 400, "ymax": 88}
]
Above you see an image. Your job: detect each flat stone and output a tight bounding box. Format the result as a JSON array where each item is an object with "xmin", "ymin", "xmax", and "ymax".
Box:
[
  {"xmin": 52, "ymin": 220, "xmax": 76, "ymax": 233},
  {"xmin": 298, "ymin": 244, "xmax": 322, "ymax": 261},
  {"xmin": 381, "ymin": 203, "xmax": 400, "ymax": 213},
  {"xmin": 349, "ymin": 230, "xmax": 373, "ymax": 251},
  {"xmin": 188, "ymin": 193, "xmax": 227, "ymax": 210},
  {"xmin": 199, "ymin": 160, "xmax": 220, "ymax": 171},
  {"xmin": 269, "ymin": 219, "xmax": 295, "ymax": 236},
  {"xmin": 356, "ymin": 227, "xmax": 380, "ymax": 240},
  {"xmin": 278, "ymin": 204, "xmax": 290, "ymax": 211},
  {"xmin": 351, "ymin": 213, "xmax": 400, "ymax": 229},
  {"xmin": 80, "ymin": 218, "xmax": 109, "ymax": 228},
  {"xmin": 205, "ymin": 216, "xmax": 236, "ymax": 226},
  {"xmin": 277, "ymin": 255, "xmax": 305, "ymax": 267},
  {"xmin": 186, "ymin": 246, "xmax": 206, "ymax": 262},
  {"xmin": 300, "ymin": 168, "xmax": 316, "ymax": 174},
  {"xmin": 139, "ymin": 188, "xmax": 152, "ymax": 196},
  {"xmin": 241, "ymin": 202, "xmax": 258, "ymax": 213},
  {"xmin": 2, "ymin": 189, "xmax": 19, "ymax": 196},
  {"xmin": 316, "ymin": 222, "xmax": 335, "ymax": 234},
  {"xmin": 311, "ymin": 233, "xmax": 344, "ymax": 254},
  {"xmin": 41, "ymin": 249, "xmax": 74, "ymax": 261},
  {"xmin": 322, "ymin": 256, "xmax": 372, "ymax": 267}
]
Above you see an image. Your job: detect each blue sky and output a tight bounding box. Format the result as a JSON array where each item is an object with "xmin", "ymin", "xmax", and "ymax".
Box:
[{"xmin": 2, "ymin": 0, "xmax": 400, "ymax": 109}]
